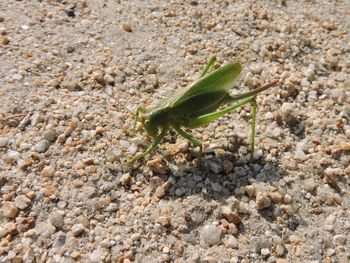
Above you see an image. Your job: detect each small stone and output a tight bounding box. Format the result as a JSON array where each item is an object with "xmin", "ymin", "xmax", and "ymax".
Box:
[
  {"xmin": 66, "ymin": 46, "xmax": 75, "ymax": 53},
  {"xmin": 270, "ymin": 191, "xmax": 284, "ymax": 203},
  {"xmin": 121, "ymin": 23, "xmax": 132, "ymax": 32},
  {"xmin": 245, "ymin": 185, "xmax": 255, "ymax": 198},
  {"xmin": 333, "ymin": 234, "xmax": 346, "ymax": 245},
  {"xmin": 265, "ymin": 112, "xmax": 274, "ymax": 120},
  {"xmin": 256, "ymin": 192, "xmax": 271, "ymax": 210},
  {"xmin": 4, "ymin": 150, "xmax": 20, "ymax": 162},
  {"xmin": 326, "ymin": 248, "xmax": 335, "ymax": 257},
  {"xmin": 253, "ymin": 149, "xmax": 263, "ymax": 159},
  {"xmin": 158, "ymin": 216, "xmax": 171, "ymax": 227},
  {"xmin": 283, "ymin": 194, "xmax": 292, "ymax": 204},
  {"xmin": 128, "ymin": 143, "xmax": 138, "ymax": 155},
  {"xmin": 89, "ymin": 248, "xmax": 103, "ymax": 263},
  {"xmin": 13, "ymin": 73, "xmax": 23, "ymax": 81},
  {"xmin": 261, "ymin": 248, "xmax": 270, "ymax": 256},
  {"xmin": 324, "ymin": 167, "xmax": 341, "ymax": 184},
  {"xmin": 43, "ymin": 130, "xmax": 57, "ymax": 142},
  {"xmin": 1, "ymin": 37, "xmax": 9, "ymax": 45},
  {"xmin": 250, "ymin": 237, "xmax": 268, "ymax": 253},
  {"xmin": 1, "ymin": 202, "xmax": 18, "ymax": 218},
  {"xmin": 71, "ymin": 224, "xmax": 85, "ymax": 237},
  {"xmin": 175, "ymin": 188, "xmax": 185, "ymax": 196},
  {"xmin": 147, "ymin": 158, "xmax": 169, "ymax": 175},
  {"xmin": 200, "ymin": 225, "xmax": 222, "ymax": 246},
  {"xmin": 211, "ymin": 182, "xmax": 223, "ymax": 192},
  {"xmin": 119, "ymin": 173, "xmax": 132, "ymax": 186},
  {"xmin": 295, "ymin": 149, "xmax": 307, "ymax": 161},
  {"xmin": 48, "ymin": 211, "xmax": 64, "ymax": 228},
  {"xmin": 275, "ymin": 244, "xmax": 285, "ymax": 257},
  {"xmin": 154, "ymin": 186, "xmax": 165, "ymax": 198},
  {"xmin": 70, "ymin": 251, "xmax": 81, "ymax": 260},
  {"xmin": 105, "ymin": 149, "xmax": 118, "ymax": 162},
  {"xmin": 162, "ymin": 246, "xmax": 170, "ymax": 253},
  {"xmin": 105, "ymin": 203, "xmax": 118, "ymax": 212},
  {"xmin": 225, "ymin": 235, "xmax": 238, "ymax": 248},
  {"xmin": 41, "ymin": 166, "xmax": 56, "ymax": 177},
  {"xmin": 177, "ymin": 141, "xmax": 189, "ymax": 152},
  {"xmin": 14, "ymin": 195, "xmax": 31, "ymax": 210},
  {"xmin": 0, "ymin": 137, "xmax": 8, "ymax": 147},
  {"xmin": 222, "ymin": 208, "xmax": 241, "ymax": 225},
  {"xmin": 30, "ymin": 113, "xmax": 44, "ymax": 126},
  {"xmin": 304, "ymin": 178, "xmax": 316, "ymax": 192},
  {"xmin": 209, "ymin": 161, "xmax": 221, "ymax": 174},
  {"xmin": 34, "ymin": 139, "xmax": 50, "ymax": 153},
  {"xmin": 0, "ymin": 226, "xmax": 7, "ymax": 238},
  {"xmin": 223, "ymin": 160, "xmax": 233, "ymax": 174},
  {"xmin": 131, "ymin": 233, "xmax": 141, "ymax": 241}
]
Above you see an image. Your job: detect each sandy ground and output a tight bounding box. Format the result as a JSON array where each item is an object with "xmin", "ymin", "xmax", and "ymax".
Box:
[{"xmin": 0, "ymin": 0, "xmax": 349, "ymax": 262}]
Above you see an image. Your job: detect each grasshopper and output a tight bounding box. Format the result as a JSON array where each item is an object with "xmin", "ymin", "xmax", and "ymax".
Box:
[{"xmin": 132, "ymin": 56, "xmax": 278, "ymax": 162}]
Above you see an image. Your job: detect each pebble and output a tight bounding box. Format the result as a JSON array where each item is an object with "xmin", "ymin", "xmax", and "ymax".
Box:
[
  {"xmin": 295, "ymin": 149, "xmax": 307, "ymax": 161},
  {"xmin": 250, "ymin": 237, "xmax": 268, "ymax": 253},
  {"xmin": 1, "ymin": 202, "xmax": 18, "ymax": 218},
  {"xmin": 211, "ymin": 182, "xmax": 223, "ymax": 192},
  {"xmin": 105, "ymin": 203, "xmax": 118, "ymax": 212},
  {"xmin": 41, "ymin": 165, "xmax": 56, "ymax": 177},
  {"xmin": 119, "ymin": 173, "xmax": 132, "ymax": 186},
  {"xmin": 270, "ymin": 191, "xmax": 284, "ymax": 203},
  {"xmin": 0, "ymin": 226, "xmax": 7, "ymax": 238},
  {"xmin": 89, "ymin": 248, "xmax": 103, "ymax": 263},
  {"xmin": 147, "ymin": 158, "xmax": 169, "ymax": 175},
  {"xmin": 121, "ymin": 23, "xmax": 132, "ymax": 32},
  {"xmin": 71, "ymin": 224, "xmax": 86, "ymax": 237},
  {"xmin": 14, "ymin": 195, "xmax": 31, "ymax": 210},
  {"xmin": 158, "ymin": 216, "xmax": 171, "ymax": 227},
  {"xmin": 13, "ymin": 73, "xmax": 23, "ymax": 81},
  {"xmin": 225, "ymin": 235, "xmax": 238, "ymax": 248},
  {"xmin": 43, "ymin": 130, "xmax": 57, "ymax": 142},
  {"xmin": 4, "ymin": 150, "xmax": 20, "ymax": 162},
  {"xmin": 33, "ymin": 139, "xmax": 50, "ymax": 153},
  {"xmin": 256, "ymin": 192, "xmax": 271, "ymax": 210},
  {"xmin": 0, "ymin": 136, "xmax": 8, "ymax": 147},
  {"xmin": 222, "ymin": 207, "xmax": 241, "ymax": 225},
  {"xmin": 275, "ymin": 244, "xmax": 285, "ymax": 257},
  {"xmin": 154, "ymin": 186, "xmax": 166, "ymax": 198},
  {"xmin": 30, "ymin": 113, "xmax": 44, "ymax": 126},
  {"xmin": 48, "ymin": 211, "xmax": 64, "ymax": 228},
  {"xmin": 130, "ymin": 233, "xmax": 141, "ymax": 241},
  {"xmin": 303, "ymin": 178, "xmax": 316, "ymax": 192},
  {"xmin": 200, "ymin": 225, "xmax": 222, "ymax": 246},
  {"xmin": 209, "ymin": 161, "xmax": 221, "ymax": 174},
  {"xmin": 283, "ymin": 194, "xmax": 292, "ymax": 204},
  {"xmin": 332, "ymin": 234, "xmax": 346, "ymax": 245},
  {"xmin": 324, "ymin": 167, "xmax": 341, "ymax": 184},
  {"xmin": 261, "ymin": 247, "xmax": 270, "ymax": 256},
  {"xmin": 245, "ymin": 185, "xmax": 255, "ymax": 197}
]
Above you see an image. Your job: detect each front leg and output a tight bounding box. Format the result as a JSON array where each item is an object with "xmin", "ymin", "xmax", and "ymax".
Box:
[
  {"xmin": 132, "ymin": 127, "xmax": 168, "ymax": 162},
  {"xmin": 174, "ymin": 125, "xmax": 203, "ymax": 158},
  {"xmin": 134, "ymin": 106, "xmax": 149, "ymax": 130}
]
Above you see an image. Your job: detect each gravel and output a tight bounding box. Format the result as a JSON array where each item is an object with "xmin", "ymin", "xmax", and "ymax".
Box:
[{"xmin": 0, "ymin": 0, "xmax": 349, "ymax": 262}]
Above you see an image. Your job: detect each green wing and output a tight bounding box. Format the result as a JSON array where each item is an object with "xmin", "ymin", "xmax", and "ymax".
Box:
[{"xmin": 169, "ymin": 62, "xmax": 242, "ymax": 108}]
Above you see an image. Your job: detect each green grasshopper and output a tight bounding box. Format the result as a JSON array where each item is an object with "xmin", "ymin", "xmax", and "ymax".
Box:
[{"xmin": 132, "ymin": 56, "xmax": 278, "ymax": 162}]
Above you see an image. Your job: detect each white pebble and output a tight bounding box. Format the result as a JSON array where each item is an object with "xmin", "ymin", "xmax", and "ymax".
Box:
[{"xmin": 200, "ymin": 225, "xmax": 222, "ymax": 246}]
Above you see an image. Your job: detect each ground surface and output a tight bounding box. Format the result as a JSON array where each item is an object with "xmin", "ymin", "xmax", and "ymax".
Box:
[{"xmin": 0, "ymin": 0, "xmax": 349, "ymax": 262}]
